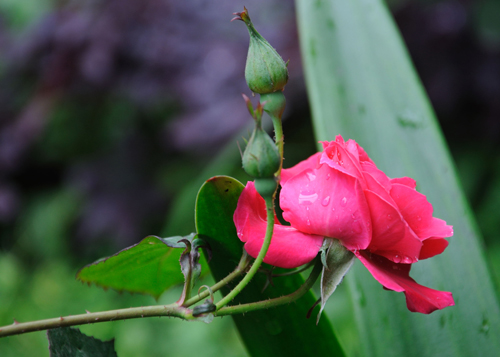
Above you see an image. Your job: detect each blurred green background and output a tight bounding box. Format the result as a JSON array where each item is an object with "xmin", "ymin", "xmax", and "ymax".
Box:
[{"xmin": 0, "ymin": 0, "xmax": 499, "ymax": 355}]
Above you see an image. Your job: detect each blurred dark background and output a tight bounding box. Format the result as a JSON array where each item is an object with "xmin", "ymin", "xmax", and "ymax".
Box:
[{"xmin": 0, "ymin": 0, "xmax": 498, "ymax": 355}]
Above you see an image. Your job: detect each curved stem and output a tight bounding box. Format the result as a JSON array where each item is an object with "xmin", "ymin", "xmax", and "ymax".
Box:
[
  {"xmin": 183, "ymin": 251, "xmax": 250, "ymax": 307},
  {"xmin": 0, "ymin": 304, "xmax": 193, "ymax": 338},
  {"xmin": 216, "ymin": 196, "xmax": 275, "ymax": 309},
  {"xmin": 216, "ymin": 257, "xmax": 322, "ymax": 316},
  {"xmin": 271, "ymin": 113, "xmax": 284, "ymax": 176}
]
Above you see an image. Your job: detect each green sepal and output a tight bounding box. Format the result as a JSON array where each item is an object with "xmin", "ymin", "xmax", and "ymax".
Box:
[{"xmin": 318, "ymin": 238, "xmax": 355, "ymax": 324}]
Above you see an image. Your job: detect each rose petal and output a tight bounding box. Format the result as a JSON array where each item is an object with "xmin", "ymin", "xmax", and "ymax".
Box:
[
  {"xmin": 335, "ymin": 134, "xmax": 345, "ymax": 145},
  {"xmin": 354, "ymin": 141, "xmax": 375, "ymax": 164},
  {"xmin": 418, "ymin": 218, "xmax": 454, "ymax": 240},
  {"xmin": 234, "ymin": 182, "xmax": 323, "ymax": 269},
  {"xmin": 391, "ymin": 177, "xmax": 416, "ymax": 189},
  {"xmin": 391, "ymin": 183, "xmax": 453, "ymax": 240},
  {"xmin": 361, "ymin": 162, "xmax": 392, "ymax": 192},
  {"xmin": 281, "ymin": 152, "xmax": 321, "ymax": 186},
  {"xmin": 345, "ymin": 139, "xmax": 360, "ymax": 159},
  {"xmin": 364, "ymin": 189, "xmax": 422, "ymax": 263},
  {"xmin": 419, "ymin": 237, "xmax": 449, "ymax": 260},
  {"xmin": 280, "ymin": 164, "xmax": 371, "ymax": 251},
  {"xmin": 356, "ymin": 251, "xmax": 455, "ymax": 314},
  {"xmin": 363, "ymin": 172, "xmax": 394, "ymax": 204},
  {"xmin": 320, "ymin": 141, "xmax": 364, "ymax": 183}
]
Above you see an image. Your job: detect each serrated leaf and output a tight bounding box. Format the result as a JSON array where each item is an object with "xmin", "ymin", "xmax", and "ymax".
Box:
[
  {"xmin": 318, "ymin": 239, "xmax": 355, "ymax": 324},
  {"xmin": 77, "ymin": 235, "xmax": 189, "ymax": 299},
  {"xmin": 195, "ymin": 176, "xmax": 345, "ymax": 357},
  {"xmin": 47, "ymin": 327, "xmax": 117, "ymax": 357},
  {"xmin": 296, "ymin": 0, "xmax": 500, "ymax": 355}
]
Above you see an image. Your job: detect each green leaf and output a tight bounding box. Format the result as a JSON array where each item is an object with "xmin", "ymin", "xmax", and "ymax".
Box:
[
  {"xmin": 318, "ymin": 239, "xmax": 355, "ymax": 324},
  {"xmin": 77, "ymin": 235, "xmax": 188, "ymax": 299},
  {"xmin": 195, "ymin": 175, "xmax": 345, "ymax": 357},
  {"xmin": 296, "ymin": 0, "xmax": 500, "ymax": 355},
  {"xmin": 47, "ymin": 327, "xmax": 117, "ymax": 357}
]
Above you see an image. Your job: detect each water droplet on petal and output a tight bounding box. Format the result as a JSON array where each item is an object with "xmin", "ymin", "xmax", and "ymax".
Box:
[
  {"xmin": 387, "ymin": 214, "xmax": 393, "ymax": 220},
  {"xmin": 326, "ymin": 173, "xmax": 331, "ymax": 180},
  {"xmin": 305, "ymin": 170, "xmax": 317, "ymax": 181},
  {"xmin": 393, "ymin": 255, "xmax": 401, "ymax": 263},
  {"xmin": 417, "ymin": 216, "xmax": 422, "ymax": 221},
  {"xmin": 321, "ymin": 196, "xmax": 330, "ymax": 206},
  {"xmin": 307, "ymin": 219, "xmax": 311, "ymax": 226},
  {"xmin": 298, "ymin": 191, "xmax": 318, "ymax": 205},
  {"xmin": 401, "ymin": 256, "xmax": 412, "ymax": 264},
  {"xmin": 341, "ymin": 197, "xmax": 347, "ymax": 206}
]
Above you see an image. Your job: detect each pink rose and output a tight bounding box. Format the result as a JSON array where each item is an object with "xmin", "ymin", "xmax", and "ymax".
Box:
[{"xmin": 234, "ymin": 135, "xmax": 454, "ymax": 313}]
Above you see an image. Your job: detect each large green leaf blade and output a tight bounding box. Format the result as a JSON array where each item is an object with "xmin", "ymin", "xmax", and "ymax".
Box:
[
  {"xmin": 77, "ymin": 236, "xmax": 184, "ymax": 299},
  {"xmin": 296, "ymin": 0, "xmax": 500, "ymax": 355},
  {"xmin": 195, "ymin": 176, "xmax": 345, "ymax": 357}
]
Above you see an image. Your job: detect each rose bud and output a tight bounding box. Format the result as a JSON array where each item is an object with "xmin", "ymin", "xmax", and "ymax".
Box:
[
  {"xmin": 241, "ymin": 99, "xmax": 280, "ymax": 181},
  {"xmin": 232, "ymin": 7, "xmax": 289, "ymax": 94}
]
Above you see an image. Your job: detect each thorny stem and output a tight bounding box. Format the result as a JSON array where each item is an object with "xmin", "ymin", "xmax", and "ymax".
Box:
[
  {"xmin": 0, "ymin": 253, "xmax": 251, "ymax": 338},
  {"xmin": 0, "ymin": 255, "xmax": 322, "ymax": 338},
  {"xmin": 0, "ymin": 305, "xmax": 194, "ymax": 338},
  {"xmin": 216, "ymin": 196, "xmax": 275, "ymax": 309}
]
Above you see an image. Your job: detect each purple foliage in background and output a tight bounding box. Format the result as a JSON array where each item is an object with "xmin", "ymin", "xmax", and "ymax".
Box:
[{"xmin": 0, "ymin": 0, "xmax": 498, "ymax": 257}]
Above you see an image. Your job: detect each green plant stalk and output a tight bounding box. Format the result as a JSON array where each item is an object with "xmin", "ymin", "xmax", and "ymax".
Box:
[
  {"xmin": 216, "ymin": 257, "xmax": 322, "ymax": 316},
  {"xmin": 0, "ymin": 254, "xmax": 322, "ymax": 338},
  {"xmin": 216, "ymin": 196, "xmax": 275, "ymax": 309},
  {"xmin": 0, "ymin": 256, "xmax": 247, "ymax": 338},
  {"xmin": 0, "ymin": 304, "xmax": 194, "ymax": 338},
  {"xmin": 270, "ymin": 113, "xmax": 284, "ymax": 176},
  {"xmin": 178, "ymin": 263, "xmax": 193, "ymax": 305},
  {"xmin": 183, "ymin": 252, "xmax": 250, "ymax": 307}
]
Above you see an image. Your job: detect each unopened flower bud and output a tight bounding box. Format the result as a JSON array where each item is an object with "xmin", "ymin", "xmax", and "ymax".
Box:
[
  {"xmin": 232, "ymin": 7, "xmax": 289, "ymax": 94},
  {"xmin": 241, "ymin": 95, "xmax": 281, "ymax": 179},
  {"xmin": 242, "ymin": 125, "xmax": 280, "ymax": 179}
]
